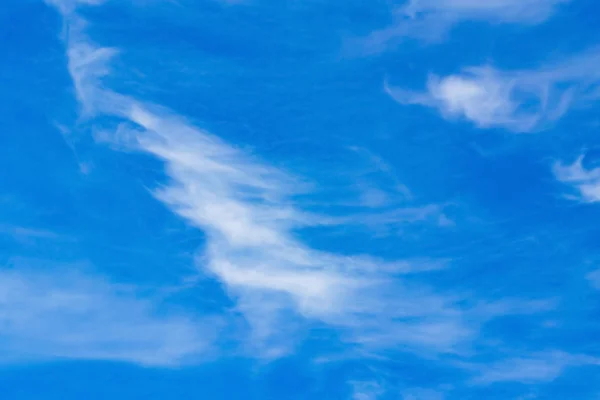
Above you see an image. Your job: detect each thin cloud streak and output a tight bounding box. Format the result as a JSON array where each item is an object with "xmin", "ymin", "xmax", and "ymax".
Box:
[
  {"xmin": 471, "ymin": 351, "xmax": 600, "ymax": 385},
  {"xmin": 0, "ymin": 265, "xmax": 217, "ymax": 366},
  {"xmin": 360, "ymin": 0, "xmax": 569, "ymax": 52}
]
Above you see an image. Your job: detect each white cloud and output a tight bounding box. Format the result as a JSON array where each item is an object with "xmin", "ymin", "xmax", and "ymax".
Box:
[
  {"xmin": 472, "ymin": 351, "xmax": 600, "ymax": 385},
  {"xmin": 47, "ymin": 1, "xmax": 478, "ymax": 357},
  {"xmin": 127, "ymin": 105, "xmax": 475, "ymax": 355},
  {"xmin": 554, "ymin": 155, "xmax": 600, "ymax": 202},
  {"xmin": 387, "ymin": 49, "xmax": 600, "ymax": 132},
  {"xmin": 124, "ymin": 109, "xmax": 549, "ymax": 355},
  {"xmin": 0, "ymin": 266, "xmax": 216, "ymax": 366},
  {"xmin": 387, "ymin": 68, "xmax": 540, "ymax": 131},
  {"xmin": 362, "ymin": 0, "xmax": 569, "ymax": 50},
  {"xmin": 46, "ymin": 0, "xmax": 554, "ymax": 361}
]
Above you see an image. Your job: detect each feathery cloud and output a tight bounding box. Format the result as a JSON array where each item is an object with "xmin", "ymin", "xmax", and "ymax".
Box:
[
  {"xmin": 387, "ymin": 48, "xmax": 600, "ymax": 132},
  {"xmin": 554, "ymin": 155, "xmax": 600, "ymax": 202},
  {"xmin": 472, "ymin": 351, "xmax": 600, "ymax": 385},
  {"xmin": 126, "ymin": 104, "xmax": 475, "ymax": 355},
  {"xmin": 0, "ymin": 265, "xmax": 216, "ymax": 366},
  {"xmin": 46, "ymin": 1, "xmax": 478, "ymax": 357},
  {"xmin": 363, "ymin": 0, "xmax": 569, "ymax": 50},
  {"xmin": 45, "ymin": 0, "xmax": 554, "ymax": 363}
]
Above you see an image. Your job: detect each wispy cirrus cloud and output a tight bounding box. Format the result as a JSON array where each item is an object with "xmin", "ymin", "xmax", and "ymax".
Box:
[
  {"xmin": 75, "ymin": 60, "xmax": 551, "ymax": 359},
  {"xmin": 554, "ymin": 155, "xmax": 600, "ymax": 202},
  {"xmin": 45, "ymin": 0, "xmax": 555, "ymax": 367},
  {"xmin": 472, "ymin": 351, "xmax": 600, "ymax": 385},
  {"xmin": 124, "ymin": 104, "xmax": 477, "ymax": 356},
  {"xmin": 46, "ymin": 0, "xmax": 476, "ymax": 359},
  {"xmin": 362, "ymin": 0, "xmax": 569, "ymax": 51},
  {"xmin": 0, "ymin": 263, "xmax": 217, "ymax": 366},
  {"xmin": 387, "ymin": 48, "xmax": 600, "ymax": 132},
  {"xmin": 386, "ymin": 67, "xmax": 541, "ymax": 132}
]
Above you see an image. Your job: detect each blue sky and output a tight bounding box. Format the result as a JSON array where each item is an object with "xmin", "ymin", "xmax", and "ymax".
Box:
[{"xmin": 2, "ymin": 0, "xmax": 600, "ymax": 398}]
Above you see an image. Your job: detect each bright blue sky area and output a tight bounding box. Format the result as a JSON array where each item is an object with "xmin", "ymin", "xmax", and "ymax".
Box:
[{"xmin": 2, "ymin": 0, "xmax": 600, "ymax": 399}]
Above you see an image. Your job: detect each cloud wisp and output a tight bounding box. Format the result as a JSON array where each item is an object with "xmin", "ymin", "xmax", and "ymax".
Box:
[
  {"xmin": 115, "ymin": 101, "xmax": 483, "ymax": 357},
  {"xmin": 472, "ymin": 351, "xmax": 600, "ymax": 385},
  {"xmin": 46, "ymin": 0, "xmax": 484, "ymax": 359},
  {"xmin": 554, "ymin": 155, "xmax": 600, "ymax": 202},
  {"xmin": 362, "ymin": 0, "xmax": 569, "ymax": 51},
  {"xmin": 387, "ymin": 48, "xmax": 600, "ymax": 132},
  {"xmin": 43, "ymin": 0, "xmax": 559, "ymax": 373},
  {"xmin": 0, "ymin": 264, "xmax": 216, "ymax": 366}
]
